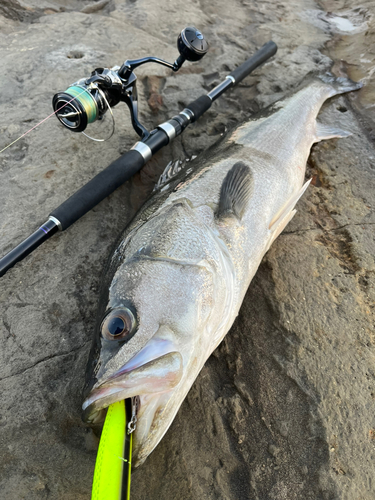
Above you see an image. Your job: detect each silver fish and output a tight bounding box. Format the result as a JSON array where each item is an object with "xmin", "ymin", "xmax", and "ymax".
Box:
[{"xmin": 82, "ymin": 75, "xmax": 362, "ymax": 466}]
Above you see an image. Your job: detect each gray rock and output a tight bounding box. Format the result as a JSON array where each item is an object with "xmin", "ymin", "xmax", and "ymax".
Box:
[{"xmin": 0, "ymin": 0, "xmax": 374, "ymax": 499}]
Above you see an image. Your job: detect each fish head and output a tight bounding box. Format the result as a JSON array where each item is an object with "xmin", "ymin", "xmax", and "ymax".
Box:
[{"xmin": 82, "ymin": 252, "xmax": 216, "ymax": 466}]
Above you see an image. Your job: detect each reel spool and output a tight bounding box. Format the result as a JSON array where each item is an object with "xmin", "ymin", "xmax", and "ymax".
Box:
[
  {"xmin": 52, "ymin": 27, "xmax": 208, "ymax": 141},
  {"xmin": 53, "ymin": 84, "xmax": 102, "ymax": 133},
  {"xmin": 52, "ymin": 70, "xmax": 120, "ymax": 136}
]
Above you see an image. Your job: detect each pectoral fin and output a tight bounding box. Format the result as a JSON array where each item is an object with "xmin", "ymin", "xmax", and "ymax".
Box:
[{"xmin": 217, "ymin": 162, "xmax": 253, "ymax": 220}]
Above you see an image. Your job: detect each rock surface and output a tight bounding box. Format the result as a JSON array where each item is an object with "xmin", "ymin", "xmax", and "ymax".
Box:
[{"xmin": 0, "ymin": 0, "xmax": 374, "ymax": 499}]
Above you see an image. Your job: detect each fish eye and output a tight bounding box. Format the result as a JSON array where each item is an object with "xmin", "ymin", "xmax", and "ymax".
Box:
[{"xmin": 101, "ymin": 308, "xmax": 136, "ymax": 341}]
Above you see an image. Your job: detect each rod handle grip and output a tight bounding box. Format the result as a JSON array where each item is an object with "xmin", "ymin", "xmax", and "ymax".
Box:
[
  {"xmin": 50, "ymin": 149, "xmax": 145, "ymax": 230},
  {"xmin": 229, "ymin": 40, "xmax": 277, "ymax": 85},
  {"xmin": 186, "ymin": 95, "xmax": 212, "ymax": 122}
]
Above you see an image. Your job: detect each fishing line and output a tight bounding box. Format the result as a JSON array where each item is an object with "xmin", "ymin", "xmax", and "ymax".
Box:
[
  {"xmin": 0, "ymin": 88, "xmax": 88, "ymax": 155},
  {"xmin": 0, "ymin": 86, "xmax": 201, "ymax": 157},
  {"xmin": 0, "ymin": 85, "xmax": 114, "ymax": 156},
  {"xmin": 81, "ymin": 85, "xmax": 115, "ymax": 142}
]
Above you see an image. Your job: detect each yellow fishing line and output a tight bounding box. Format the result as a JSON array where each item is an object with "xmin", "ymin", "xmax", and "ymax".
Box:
[{"xmin": 91, "ymin": 401, "xmax": 132, "ymax": 500}]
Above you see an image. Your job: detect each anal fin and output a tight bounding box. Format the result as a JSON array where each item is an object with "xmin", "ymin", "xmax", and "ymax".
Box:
[
  {"xmin": 266, "ymin": 179, "xmax": 312, "ymax": 250},
  {"xmin": 217, "ymin": 162, "xmax": 253, "ymax": 220},
  {"xmin": 315, "ymin": 121, "xmax": 351, "ymax": 142},
  {"xmin": 266, "ymin": 209, "xmax": 297, "ymax": 252},
  {"xmin": 269, "ymin": 178, "xmax": 311, "ymax": 230}
]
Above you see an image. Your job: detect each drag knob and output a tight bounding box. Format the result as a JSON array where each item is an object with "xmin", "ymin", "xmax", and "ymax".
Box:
[{"xmin": 177, "ymin": 27, "xmax": 209, "ymax": 62}]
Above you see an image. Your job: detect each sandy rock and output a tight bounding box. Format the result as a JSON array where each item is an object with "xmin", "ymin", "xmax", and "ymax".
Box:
[{"xmin": 0, "ymin": 0, "xmax": 374, "ymax": 499}]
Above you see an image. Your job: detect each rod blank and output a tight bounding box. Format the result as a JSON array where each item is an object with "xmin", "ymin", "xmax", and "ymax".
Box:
[{"xmin": 0, "ymin": 220, "xmax": 58, "ymax": 277}]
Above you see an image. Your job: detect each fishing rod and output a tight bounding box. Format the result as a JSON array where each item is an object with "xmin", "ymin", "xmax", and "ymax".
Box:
[{"xmin": 0, "ymin": 30, "xmax": 277, "ymax": 278}]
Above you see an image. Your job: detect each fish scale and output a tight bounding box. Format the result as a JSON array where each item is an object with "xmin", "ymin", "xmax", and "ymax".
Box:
[{"xmin": 126, "ymin": 202, "xmax": 223, "ymax": 268}]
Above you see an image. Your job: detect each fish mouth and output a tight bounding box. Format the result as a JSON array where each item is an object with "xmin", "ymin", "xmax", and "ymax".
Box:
[
  {"xmin": 82, "ymin": 337, "xmax": 184, "ymax": 465},
  {"xmin": 82, "ymin": 350, "xmax": 183, "ymax": 422}
]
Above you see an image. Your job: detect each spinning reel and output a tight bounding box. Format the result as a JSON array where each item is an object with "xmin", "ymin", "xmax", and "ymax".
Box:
[{"xmin": 52, "ymin": 27, "xmax": 209, "ymax": 140}]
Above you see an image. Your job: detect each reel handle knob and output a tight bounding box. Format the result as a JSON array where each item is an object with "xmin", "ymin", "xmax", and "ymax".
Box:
[{"xmin": 175, "ymin": 27, "xmax": 209, "ymax": 68}]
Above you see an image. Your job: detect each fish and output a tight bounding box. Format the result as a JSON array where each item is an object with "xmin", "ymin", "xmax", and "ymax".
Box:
[{"xmin": 82, "ymin": 74, "xmax": 362, "ymax": 466}]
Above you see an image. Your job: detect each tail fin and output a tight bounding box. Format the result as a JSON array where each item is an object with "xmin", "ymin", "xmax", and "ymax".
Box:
[
  {"xmin": 318, "ymin": 73, "xmax": 363, "ymax": 96},
  {"xmin": 311, "ymin": 73, "xmax": 363, "ymax": 142}
]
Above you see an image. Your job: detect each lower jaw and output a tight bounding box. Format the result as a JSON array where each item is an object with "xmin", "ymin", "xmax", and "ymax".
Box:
[
  {"xmin": 131, "ymin": 392, "xmax": 166, "ymax": 466},
  {"xmin": 85, "ymin": 389, "xmax": 180, "ymax": 468}
]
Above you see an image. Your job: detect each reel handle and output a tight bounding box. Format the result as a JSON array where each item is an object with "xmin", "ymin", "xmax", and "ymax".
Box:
[{"xmin": 118, "ymin": 27, "xmax": 208, "ymax": 77}]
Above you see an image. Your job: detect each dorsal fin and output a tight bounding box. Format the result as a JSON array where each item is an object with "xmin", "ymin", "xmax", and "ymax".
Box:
[
  {"xmin": 217, "ymin": 162, "xmax": 253, "ymax": 220},
  {"xmin": 154, "ymin": 157, "xmax": 196, "ymax": 192}
]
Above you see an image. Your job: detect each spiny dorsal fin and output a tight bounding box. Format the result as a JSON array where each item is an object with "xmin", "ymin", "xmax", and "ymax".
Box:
[
  {"xmin": 154, "ymin": 156, "xmax": 197, "ymax": 192},
  {"xmin": 217, "ymin": 162, "xmax": 253, "ymax": 220}
]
